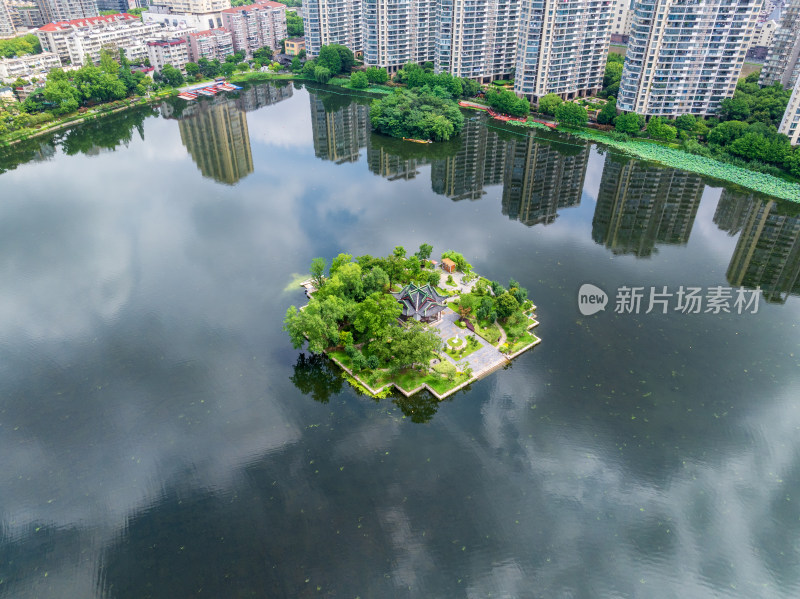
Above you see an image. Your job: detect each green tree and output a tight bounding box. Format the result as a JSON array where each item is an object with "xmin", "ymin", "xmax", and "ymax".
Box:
[
  {"xmin": 485, "ymin": 87, "xmax": 530, "ymax": 117},
  {"xmin": 302, "ymin": 59, "xmax": 317, "ymax": 76},
  {"xmin": 707, "ymin": 120, "xmax": 749, "ymax": 146},
  {"xmin": 353, "ymin": 292, "xmax": 402, "ymax": 339},
  {"xmin": 160, "ymin": 64, "xmax": 185, "ymax": 87},
  {"xmin": 185, "ymin": 62, "xmax": 200, "ymax": 79},
  {"xmin": 646, "ymin": 117, "xmax": 677, "ymax": 142},
  {"xmin": 596, "ymin": 97, "xmax": 617, "ymax": 125},
  {"xmin": 317, "ymin": 45, "xmax": 342, "ymax": 74},
  {"xmin": 291, "ymin": 56, "xmax": 302, "ymax": 72},
  {"xmin": 310, "ymin": 257, "xmax": 326, "ymax": 289},
  {"xmin": 719, "ymin": 95, "xmax": 751, "ymax": 121},
  {"xmin": 554, "ymin": 102, "xmax": 588, "ymax": 127},
  {"xmin": 286, "ymin": 11, "xmax": 304, "ymax": 36},
  {"xmin": 614, "ymin": 112, "xmax": 643, "ymax": 135},
  {"xmin": 675, "ymin": 113, "xmax": 697, "ymax": 132},
  {"xmin": 330, "ymin": 44, "xmax": 355, "ymax": 73},
  {"xmin": 99, "ymin": 49, "xmax": 120, "ymax": 75},
  {"xmin": 350, "ymin": 71, "xmax": 369, "ymax": 89},
  {"xmin": 369, "ymin": 88, "xmax": 465, "ymax": 142},
  {"xmin": 538, "ymin": 93, "xmax": 563, "ymax": 116},
  {"xmin": 363, "ymin": 266, "xmax": 389, "ymax": 294},
  {"xmin": 365, "ymin": 66, "xmax": 389, "ymax": 83},
  {"xmin": 416, "ymin": 243, "xmax": 433, "ymax": 261},
  {"xmin": 42, "ymin": 77, "xmax": 79, "ymax": 115},
  {"xmin": 253, "ymin": 46, "xmax": 273, "ymax": 62},
  {"xmin": 314, "ymin": 66, "xmax": 331, "ymax": 83},
  {"xmin": 494, "ymin": 292, "xmax": 520, "ymax": 320},
  {"xmin": 386, "ymin": 322, "xmax": 442, "ymax": 372}
]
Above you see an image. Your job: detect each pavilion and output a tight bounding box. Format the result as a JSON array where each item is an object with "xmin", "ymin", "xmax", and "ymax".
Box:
[{"xmin": 392, "ymin": 283, "xmax": 448, "ymax": 323}]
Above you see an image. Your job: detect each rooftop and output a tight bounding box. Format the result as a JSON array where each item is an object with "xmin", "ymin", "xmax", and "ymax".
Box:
[
  {"xmin": 221, "ymin": 0, "xmax": 286, "ymax": 13},
  {"xmin": 188, "ymin": 28, "xmax": 230, "ymax": 38},
  {"xmin": 38, "ymin": 13, "xmax": 138, "ymax": 33}
]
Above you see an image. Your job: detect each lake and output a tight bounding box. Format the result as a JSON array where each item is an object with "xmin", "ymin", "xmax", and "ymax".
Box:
[{"xmin": 1, "ymin": 82, "xmax": 799, "ymax": 599}]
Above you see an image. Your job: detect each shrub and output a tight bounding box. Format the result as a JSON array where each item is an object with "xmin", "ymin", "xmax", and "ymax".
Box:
[
  {"xmin": 555, "ymin": 102, "xmax": 588, "ymax": 127},
  {"xmin": 366, "ymin": 354, "xmax": 380, "ymax": 369},
  {"xmin": 351, "ymin": 351, "xmax": 367, "ymax": 371},
  {"xmin": 350, "ymin": 71, "xmax": 369, "ymax": 89},
  {"xmin": 365, "ymin": 66, "xmax": 389, "ymax": 84}
]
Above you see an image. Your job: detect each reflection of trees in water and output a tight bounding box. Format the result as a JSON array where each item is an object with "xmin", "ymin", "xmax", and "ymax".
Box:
[
  {"xmin": 393, "ymin": 391, "xmax": 446, "ymax": 424},
  {"xmin": 290, "ymin": 352, "xmax": 343, "ymax": 403},
  {"xmin": 59, "ymin": 106, "xmax": 155, "ymax": 156}
]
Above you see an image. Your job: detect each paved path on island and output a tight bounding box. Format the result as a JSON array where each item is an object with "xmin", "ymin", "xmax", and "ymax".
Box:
[{"xmin": 431, "ymin": 311, "xmax": 508, "ymax": 377}]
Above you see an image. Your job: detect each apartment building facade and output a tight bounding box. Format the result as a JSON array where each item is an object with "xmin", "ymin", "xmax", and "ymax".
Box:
[
  {"xmin": 302, "ymin": 0, "xmax": 362, "ymax": 57},
  {"xmin": 35, "ymin": 0, "xmax": 98, "ymax": 24},
  {"xmin": 362, "ymin": 0, "xmax": 436, "ymax": 72},
  {"xmin": 0, "ymin": 51, "xmax": 60, "ymax": 80},
  {"xmin": 37, "ymin": 14, "xmax": 164, "ymax": 66},
  {"xmin": 779, "ymin": 74, "xmax": 800, "ymax": 144},
  {"xmin": 759, "ymin": 0, "xmax": 800, "ymax": 88},
  {"xmin": 514, "ymin": 0, "xmax": 613, "ymax": 101},
  {"xmin": 185, "ymin": 27, "xmax": 233, "ymax": 62},
  {"xmin": 147, "ymin": 38, "xmax": 189, "ymax": 73},
  {"xmin": 221, "ymin": 0, "xmax": 287, "ymax": 57},
  {"xmin": 434, "ymin": 0, "xmax": 520, "ymax": 82},
  {"xmin": 1, "ymin": 0, "xmax": 16, "ymax": 37},
  {"xmin": 618, "ymin": 0, "xmax": 760, "ymax": 117}
]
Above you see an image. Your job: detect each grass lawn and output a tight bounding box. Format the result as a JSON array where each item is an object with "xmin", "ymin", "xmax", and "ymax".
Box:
[
  {"xmin": 473, "ymin": 320, "xmax": 502, "ymax": 345},
  {"xmin": 436, "ymin": 286, "xmax": 454, "ymax": 297},
  {"xmin": 444, "ymin": 335, "xmax": 482, "ymax": 360},
  {"xmin": 501, "ymin": 330, "xmax": 539, "ymax": 354}
]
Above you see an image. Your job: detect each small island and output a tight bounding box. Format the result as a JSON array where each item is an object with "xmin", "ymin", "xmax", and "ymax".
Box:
[
  {"xmin": 284, "ymin": 246, "xmax": 540, "ymax": 400},
  {"xmin": 369, "ymin": 89, "xmax": 465, "ymax": 142}
]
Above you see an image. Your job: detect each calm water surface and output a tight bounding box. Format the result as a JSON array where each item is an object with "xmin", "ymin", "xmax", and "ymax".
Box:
[{"xmin": 1, "ymin": 83, "xmax": 799, "ymax": 599}]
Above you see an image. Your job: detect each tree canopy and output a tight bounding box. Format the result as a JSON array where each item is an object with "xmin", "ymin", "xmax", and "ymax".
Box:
[{"xmin": 369, "ymin": 88, "xmax": 465, "ymax": 142}]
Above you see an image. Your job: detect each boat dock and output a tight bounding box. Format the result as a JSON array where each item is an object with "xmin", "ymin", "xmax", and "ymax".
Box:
[{"xmin": 177, "ymin": 80, "xmax": 243, "ymax": 101}]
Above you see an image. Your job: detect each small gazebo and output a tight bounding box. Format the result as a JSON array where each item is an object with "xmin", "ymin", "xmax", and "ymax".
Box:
[
  {"xmin": 392, "ymin": 283, "xmax": 448, "ymax": 323},
  {"xmin": 441, "ymin": 258, "xmax": 457, "ymax": 273}
]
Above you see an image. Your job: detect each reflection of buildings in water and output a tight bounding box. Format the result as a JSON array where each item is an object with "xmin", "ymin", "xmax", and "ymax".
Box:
[
  {"xmin": 366, "ymin": 143, "xmax": 425, "ymax": 181},
  {"xmin": 235, "ymin": 83, "xmax": 293, "ymax": 112},
  {"xmin": 178, "ymin": 95, "xmax": 254, "ymax": 185},
  {"xmin": 713, "ymin": 189, "xmax": 755, "ymax": 236},
  {"xmin": 726, "ymin": 198, "xmax": 800, "ymax": 303},
  {"xmin": 592, "ymin": 158, "xmax": 704, "ymax": 256},
  {"xmin": 501, "ymin": 134, "xmax": 588, "ymax": 226},
  {"xmin": 309, "ymin": 94, "xmax": 370, "ymax": 164},
  {"xmin": 430, "ymin": 118, "xmax": 506, "ymax": 201}
]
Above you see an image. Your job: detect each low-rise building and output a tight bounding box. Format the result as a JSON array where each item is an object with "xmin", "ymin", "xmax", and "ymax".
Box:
[
  {"xmin": 284, "ymin": 36, "xmax": 303, "ymax": 56},
  {"xmin": 221, "ymin": 0, "xmax": 286, "ymax": 57},
  {"xmin": 147, "ymin": 38, "xmax": 189, "ymax": 73},
  {"xmin": 0, "ymin": 50, "xmax": 60, "ymax": 81},
  {"xmin": 185, "ymin": 27, "xmax": 232, "ymax": 62},
  {"xmin": 37, "ymin": 13, "xmax": 174, "ymax": 66}
]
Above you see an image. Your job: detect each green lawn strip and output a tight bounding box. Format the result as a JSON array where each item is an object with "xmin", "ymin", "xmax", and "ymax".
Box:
[{"xmin": 435, "ymin": 286, "xmax": 454, "ymax": 297}]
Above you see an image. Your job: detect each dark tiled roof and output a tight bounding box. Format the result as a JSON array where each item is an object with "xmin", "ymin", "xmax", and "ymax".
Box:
[{"xmin": 391, "ymin": 283, "xmax": 447, "ymax": 321}]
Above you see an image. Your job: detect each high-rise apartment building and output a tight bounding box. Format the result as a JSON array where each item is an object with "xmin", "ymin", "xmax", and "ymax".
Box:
[
  {"xmin": 221, "ymin": 0, "xmax": 287, "ymax": 57},
  {"xmin": 303, "ymin": 0, "xmax": 362, "ymax": 58},
  {"xmin": 618, "ymin": 0, "xmax": 760, "ymax": 117},
  {"xmin": 147, "ymin": 38, "xmax": 189, "ymax": 73},
  {"xmin": 35, "ymin": 0, "xmax": 98, "ymax": 24},
  {"xmin": 362, "ymin": 0, "xmax": 435, "ymax": 72},
  {"xmin": 759, "ymin": 0, "xmax": 800, "ymax": 88},
  {"xmin": 514, "ymin": 0, "xmax": 613, "ymax": 101},
  {"xmin": 778, "ymin": 73, "xmax": 800, "ymax": 143},
  {"xmin": 610, "ymin": 0, "xmax": 634, "ymax": 39},
  {"xmin": 434, "ymin": 0, "xmax": 519, "ymax": 82},
  {"xmin": 1, "ymin": 0, "xmax": 17, "ymax": 37},
  {"xmin": 185, "ymin": 27, "xmax": 233, "ymax": 62}
]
